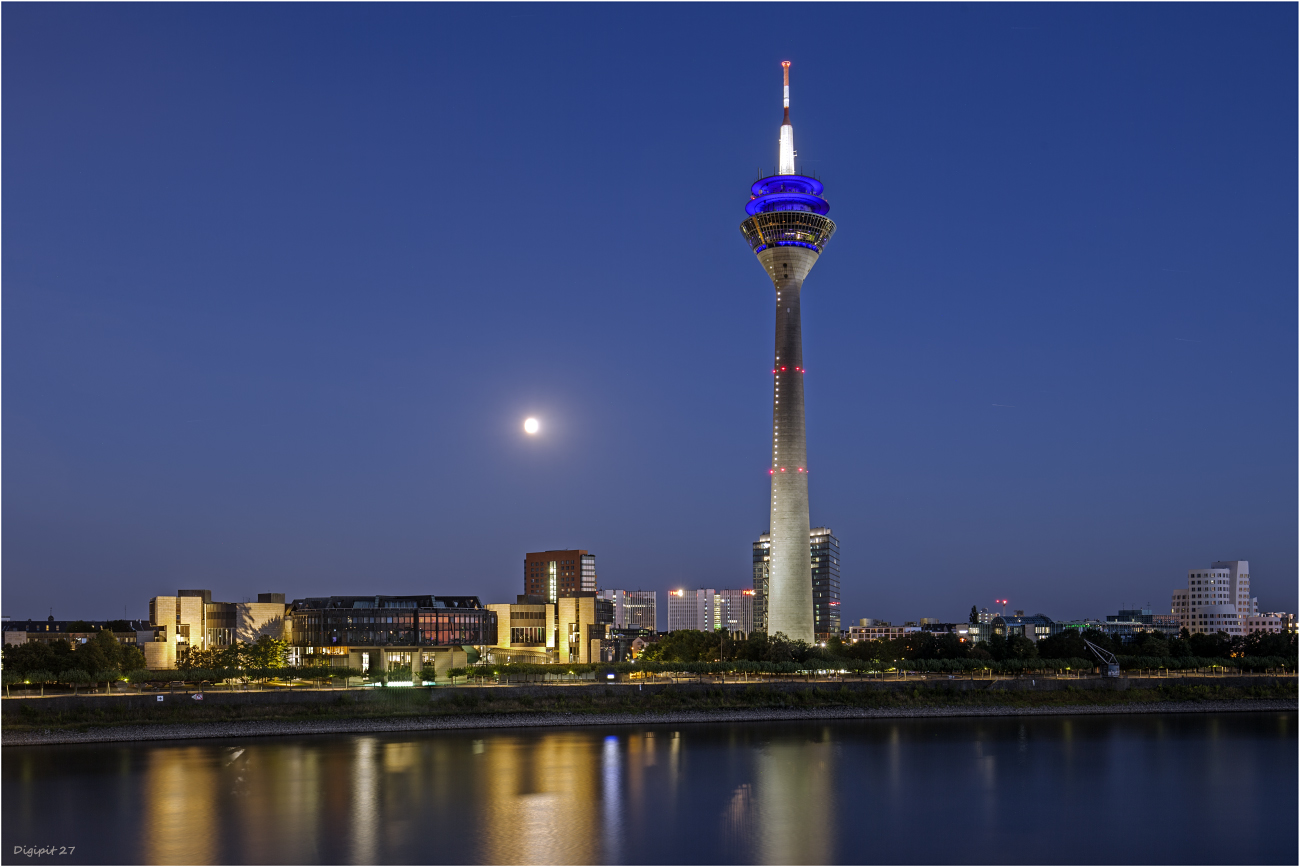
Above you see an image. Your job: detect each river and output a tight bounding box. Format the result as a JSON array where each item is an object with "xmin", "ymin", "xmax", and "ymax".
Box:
[{"xmin": 3, "ymin": 712, "xmax": 1295, "ymax": 865}]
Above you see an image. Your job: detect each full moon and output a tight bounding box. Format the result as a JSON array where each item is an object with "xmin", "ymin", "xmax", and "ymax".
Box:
[{"xmin": 523, "ymin": 417, "xmax": 539, "ymax": 435}]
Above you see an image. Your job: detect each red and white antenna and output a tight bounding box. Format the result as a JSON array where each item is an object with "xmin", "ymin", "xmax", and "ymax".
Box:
[{"xmin": 779, "ymin": 61, "xmax": 795, "ymax": 175}]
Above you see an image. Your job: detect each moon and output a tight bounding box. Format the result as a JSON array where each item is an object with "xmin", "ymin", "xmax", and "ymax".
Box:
[{"xmin": 523, "ymin": 417, "xmax": 539, "ymax": 435}]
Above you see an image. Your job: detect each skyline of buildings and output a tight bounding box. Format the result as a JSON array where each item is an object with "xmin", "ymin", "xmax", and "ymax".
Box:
[{"xmin": 5, "ymin": 551, "xmax": 1293, "ymax": 672}]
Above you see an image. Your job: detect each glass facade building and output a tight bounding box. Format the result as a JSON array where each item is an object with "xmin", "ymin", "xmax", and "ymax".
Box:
[
  {"xmin": 810, "ymin": 527, "xmax": 840, "ymax": 639},
  {"xmin": 288, "ymin": 595, "xmax": 496, "ymax": 649},
  {"xmin": 753, "ymin": 528, "xmax": 840, "ymax": 638}
]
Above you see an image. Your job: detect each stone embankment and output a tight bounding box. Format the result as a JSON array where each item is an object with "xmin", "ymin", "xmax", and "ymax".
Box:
[
  {"xmin": 4, "ymin": 698, "xmax": 1295, "ymax": 747},
  {"xmin": 3, "ymin": 672, "xmax": 1289, "ymax": 713}
]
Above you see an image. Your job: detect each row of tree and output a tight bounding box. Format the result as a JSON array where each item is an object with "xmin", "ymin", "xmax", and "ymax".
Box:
[
  {"xmin": 1, "ymin": 630, "xmax": 145, "ymax": 676},
  {"xmin": 638, "ymin": 627, "xmax": 1297, "ymax": 666}
]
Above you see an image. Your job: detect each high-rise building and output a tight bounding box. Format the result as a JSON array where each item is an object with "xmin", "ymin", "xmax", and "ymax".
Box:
[
  {"xmin": 740, "ymin": 61, "xmax": 836, "ymax": 644},
  {"xmin": 524, "ymin": 550, "xmax": 596, "ymax": 602},
  {"xmin": 666, "ymin": 588, "xmax": 754, "ymax": 634},
  {"xmin": 752, "ymin": 536, "xmax": 771, "ymax": 633},
  {"xmin": 598, "ymin": 589, "xmax": 657, "ymax": 631},
  {"xmin": 753, "ymin": 528, "xmax": 840, "ymax": 638},
  {"xmin": 1171, "ymin": 560, "xmax": 1257, "ymax": 636},
  {"xmin": 810, "ymin": 527, "xmax": 840, "ymax": 640}
]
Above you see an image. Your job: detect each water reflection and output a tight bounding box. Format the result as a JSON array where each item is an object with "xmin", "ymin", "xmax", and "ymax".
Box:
[
  {"xmin": 142, "ymin": 747, "xmax": 215, "ymax": 865},
  {"xmin": 2, "ymin": 713, "xmax": 1295, "ymax": 865}
]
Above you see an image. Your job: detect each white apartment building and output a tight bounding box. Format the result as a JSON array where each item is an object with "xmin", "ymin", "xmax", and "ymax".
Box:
[
  {"xmin": 597, "ymin": 589, "xmax": 657, "ymax": 631},
  {"xmin": 1171, "ymin": 560, "xmax": 1257, "ymax": 636},
  {"xmin": 666, "ymin": 588, "xmax": 754, "ymax": 634}
]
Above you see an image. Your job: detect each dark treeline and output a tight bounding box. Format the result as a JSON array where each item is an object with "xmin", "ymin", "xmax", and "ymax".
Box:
[
  {"xmin": 639, "ymin": 627, "xmax": 1298, "ymax": 667},
  {"xmin": 1, "ymin": 630, "xmax": 145, "ymax": 678}
]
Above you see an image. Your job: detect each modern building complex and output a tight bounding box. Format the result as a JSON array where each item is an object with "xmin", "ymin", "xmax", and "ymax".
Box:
[
  {"xmin": 666, "ymin": 589, "xmax": 754, "ymax": 634},
  {"xmin": 753, "ymin": 528, "xmax": 840, "ymax": 638},
  {"xmin": 740, "ymin": 62, "xmax": 836, "ymax": 644},
  {"xmin": 144, "ymin": 590, "xmax": 287, "ymax": 669},
  {"xmin": 486, "ymin": 596, "xmax": 556, "ymax": 664},
  {"xmin": 598, "ymin": 589, "xmax": 657, "ymax": 631},
  {"xmin": 486, "ymin": 592, "xmax": 616, "ymax": 664},
  {"xmin": 286, "ymin": 594, "xmax": 495, "ymax": 680},
  {"xmin": 1170, "ymin": 560, "xmax": 1260, "ymax": 636},
  {"xmin": 524, "ymin": 550, "xmax": 596, "ymax": 602}
]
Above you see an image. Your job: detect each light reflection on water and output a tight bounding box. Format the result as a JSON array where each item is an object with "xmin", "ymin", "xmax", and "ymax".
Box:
[{"xmin": 2, "ymin": 713, "xmax": 1295, "ymax": 865}]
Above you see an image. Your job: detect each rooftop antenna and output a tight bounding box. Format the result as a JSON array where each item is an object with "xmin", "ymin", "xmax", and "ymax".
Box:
[{"xmin": 779, "ymin": 61, "xmax": 795, "ymax": 175}]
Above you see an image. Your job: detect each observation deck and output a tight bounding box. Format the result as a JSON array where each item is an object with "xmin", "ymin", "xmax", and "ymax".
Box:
[{"xmin": 740, "ymin": 173, "xmax": 836, "ymax": 254}]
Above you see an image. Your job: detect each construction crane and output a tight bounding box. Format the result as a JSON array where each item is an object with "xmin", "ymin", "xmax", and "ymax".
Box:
[{"xmin": 1083, "ymin": 638, "xmax": 1121, "ymax": 678}]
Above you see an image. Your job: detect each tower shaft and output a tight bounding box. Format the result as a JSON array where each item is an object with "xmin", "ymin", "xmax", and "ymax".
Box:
[{"xmin": 763, "ymin": 245, "xmax": 817, "ymax": 642}]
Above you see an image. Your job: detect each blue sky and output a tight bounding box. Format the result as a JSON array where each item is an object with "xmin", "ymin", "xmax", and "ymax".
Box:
[{"xmin": 4, "ymin": 3, "xmax": 1295, "ymax": 627}]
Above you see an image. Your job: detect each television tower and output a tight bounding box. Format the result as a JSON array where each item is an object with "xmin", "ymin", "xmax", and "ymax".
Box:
[{"xmin": 740, "ymin": 61, "xmax": 836, "ymax": 644}]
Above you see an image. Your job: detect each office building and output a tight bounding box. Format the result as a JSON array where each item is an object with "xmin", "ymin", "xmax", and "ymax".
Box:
[
  {"xmin": 557, "ymin": 593, "xmax": 615, "ymax": 664},
  {"xmin": 2, "ymin": 619, "xmax": 150, "ymax": 647},
  {"xmin": 666, "ymin": 589, "xmax": 754, "ymax": 634},
  {"xmin": 485, "ymin": 595, "xmax": 557, "ymax": 664},
  {"xmin": 753, "ymin": 528, "xmax": 840, "ymax": 637},
  {"xmin": 990, "ymin": 613, "xmax": 1055, "ymax": 643},
  {"xmin": 286, "ymin": 594, "xmax": 495, "ymax": 681},
  {"xmin": 847, "ymin": 621, "xmax": 911, "ymax": 642},
  {"xmin": 810, "ymin": 527, "xmax": 840, "ymax": 640},
  {"xmin": 1170, "ymin": 560, "xmax": 1257, "ymax": 636},
  {"xmin": 1243, "ymin": 614, "xmax": 1289, "ymax": 635},
  {"xmin": 740, "ymin": 62, "xmax": 837, "ymax": 644},
  {"xmin": 143, "ymin": 590, "xmax": 288, "ymax": 669},
  {"xmin": 524, "ymin": 550, "xmax": 596, "ymax": 602},
  {"xmin": 598, "ymin": 589, "xmax": 657, "ymax": 631},
  {"xmin": 1105, "ymin": 608, "xmax": 1180, "ymax": 639}
]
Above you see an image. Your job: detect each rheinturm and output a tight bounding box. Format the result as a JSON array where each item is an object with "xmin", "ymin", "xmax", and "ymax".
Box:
[{"xmin": 740, "ymin": 61, "xmax": 836, "ymax": 644}]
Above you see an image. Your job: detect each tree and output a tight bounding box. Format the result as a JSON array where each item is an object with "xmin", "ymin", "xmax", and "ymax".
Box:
[
  {"xmin": 61, "ymin": 669, "xmax": 92, "ymax": 696},
  {"xmin": 1037, "ymin": 630, "xmax": 1088, "ymax": 660},
  {"xmin": 245, "ymin": 636, "xmax": 289, "ymax": 669},
  {"xmin": 26, "ymin": 670, "xmax": 55, "ymax": 697},
  {"xmin": 1188, "ymin": 631, "xmax": 1233, "ymax": 659},
  {"xmin": 120, "ymin": 644, "xmax": 146, "ymax": 671},
  {"xmin": 969, "ymin": 605, "xmax": 979, "ymax": 625},
  {"xmin": 2, "ymin": 640, "xmax": 57, "ymax": 675},
  {"xmin": 1007, "ymin": 635, "xmax": 1038, "ymax": 660},
  {"xmin": 82, "ymin": 629, "xmax": 123, "ymax": 673},
  {"xmin": 982, "ymin": 634, "xmax": 1008, "ymax": 661},
  {"xmin": 1126, "ymin": 631, "xmax": 1170, "ymax": 658}
]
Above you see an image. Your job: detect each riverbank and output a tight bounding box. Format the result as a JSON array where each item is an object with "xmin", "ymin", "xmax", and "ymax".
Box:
[
  {"xmin": 3, "ymin": 698, "xmax": 1294, "ymax": 746},
  {"xmin": 3, "ymin": 677, "xmax": 1293, "ymax": 745}
]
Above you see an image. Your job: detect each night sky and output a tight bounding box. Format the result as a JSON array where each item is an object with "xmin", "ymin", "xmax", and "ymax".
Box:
[{"xmin": 4, "ymin": 4, "xmax": 1296, "ymax": 628}]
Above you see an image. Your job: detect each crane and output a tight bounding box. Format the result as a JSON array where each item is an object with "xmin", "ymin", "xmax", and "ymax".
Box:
[{"xmin": 1083, "ymin": 637, "xmax": 1121, "ymax": 678}]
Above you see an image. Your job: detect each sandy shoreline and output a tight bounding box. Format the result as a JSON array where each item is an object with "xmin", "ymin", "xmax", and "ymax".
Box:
[{"xmin": 3, "ymin": 699, "xmax": 1294, "ymax": 746}]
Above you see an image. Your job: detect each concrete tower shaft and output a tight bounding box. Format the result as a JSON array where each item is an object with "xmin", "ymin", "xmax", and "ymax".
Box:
[{"xmin": 761, "ymin": 244, "xmax": 820, "ymax": 642}]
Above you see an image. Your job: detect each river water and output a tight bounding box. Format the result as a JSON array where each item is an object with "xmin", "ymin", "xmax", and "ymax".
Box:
[{"xmin": 3, "ymin": 712, "xmax": 1295, "ymax": 865}]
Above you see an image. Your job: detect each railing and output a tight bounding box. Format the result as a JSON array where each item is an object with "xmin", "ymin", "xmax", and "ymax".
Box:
[{"xmin": 740, "ymin": 211, "xmax": 836, "ymax": 254}]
